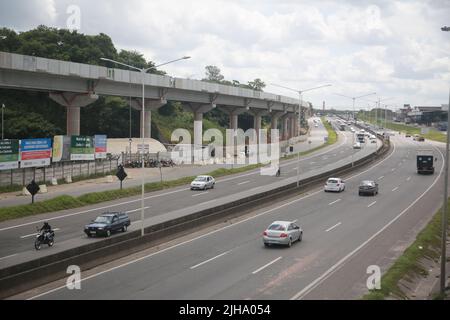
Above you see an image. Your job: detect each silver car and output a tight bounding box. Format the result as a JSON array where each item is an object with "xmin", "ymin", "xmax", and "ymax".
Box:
[
  {"xmin": 190, "ymin": 175, "xmax": 215, "ymax": 191},
  {"xmin": 263, "ymin": 221, "xmax": 303, "ymax": 247}
]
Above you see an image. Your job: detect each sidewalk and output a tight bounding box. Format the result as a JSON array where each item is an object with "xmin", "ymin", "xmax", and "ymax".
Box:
[{"xmin": 0, "ymin": 120, "xmax": 328, "ymax": 208}]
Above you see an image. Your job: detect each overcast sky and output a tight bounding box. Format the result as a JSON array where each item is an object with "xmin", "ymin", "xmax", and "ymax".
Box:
[{"xmin": 1, "ymin": 0, "xmax": 449, "ymax": 110}]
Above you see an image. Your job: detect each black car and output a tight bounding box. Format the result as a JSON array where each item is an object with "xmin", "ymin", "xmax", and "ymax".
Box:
[
  {"xmin": 359, "ymin": 181, "xmax": 379, "ymax": 196},
  {"xmin": 84, "ymin": 212, "xmax": 131, "ymax": 237}
]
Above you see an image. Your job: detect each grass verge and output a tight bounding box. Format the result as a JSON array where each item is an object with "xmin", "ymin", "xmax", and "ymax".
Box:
[
  {"xmin": 0, "ymin": 122, "xmax": 336, "ymax": 222},
  {"xmin": 363, "ymin": 199, "xmax": 450, "ymax": 300}
]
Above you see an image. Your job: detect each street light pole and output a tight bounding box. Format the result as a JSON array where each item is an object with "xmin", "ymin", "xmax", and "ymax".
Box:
[
  {"xmin": 1, "ymin": 103, "xmax": 5, "ymax": 140},
  {"xmin": 100, "ymin": 55, "xmax": 190, "ymax": 237},
  {"xmin": 440, "ymin": 25, "xmax": 449, "ymax": 297},
  {"xmin": 271, "ymin": 83, "xmax": 332, "ymax": 188}
]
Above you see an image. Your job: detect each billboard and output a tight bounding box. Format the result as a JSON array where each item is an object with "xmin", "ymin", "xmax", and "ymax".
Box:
[
  {"xmin": 20, "ymin": 138, "xmax": 52, "ymax": 168},
  {"xmin": 70, "ymin": 136, "xmax": 95, "ymax": 161},
  {"xmin": 0, "ymin": 140, "xmax": 19, "ymax": 170},
  {"xmin": 94, "ymin": 135, "xmax": 107, "ymax": 159},
  {"xmin": 52, "ymin": 136, "xmax": 71, "ymax": 162}
]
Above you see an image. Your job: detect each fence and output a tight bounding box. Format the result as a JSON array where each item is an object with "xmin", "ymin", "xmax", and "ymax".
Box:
[{"xmin": 0, "ymin": 158, "xmax": 120, "ymax": 187}]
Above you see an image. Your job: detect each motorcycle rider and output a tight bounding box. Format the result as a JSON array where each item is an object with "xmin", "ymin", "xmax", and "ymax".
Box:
[{"xmin": 40, "ymin": 222, "xmax": 53, "ymax": 241}]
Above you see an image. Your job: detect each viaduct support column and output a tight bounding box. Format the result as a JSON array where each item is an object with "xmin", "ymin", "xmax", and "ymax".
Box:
[
  {"xmin": 130, "ymin": 98, "xmax": 167, "ymax": 138},
  {"xmin": 183, "ymin": 103, "xmax": 216, "ymax": 148},
  {"xmin": 49, "ymin": 92, "xmax": 99, "ymax": 136},
  {"xmin": 250, "ymin": 109, "xmax": 269, "ymax": 144}
]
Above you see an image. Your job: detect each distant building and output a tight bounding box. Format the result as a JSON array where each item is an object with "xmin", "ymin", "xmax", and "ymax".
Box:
[{"xmin": 406, "ymin": 104, "xmax": 449, "ymax": 126}]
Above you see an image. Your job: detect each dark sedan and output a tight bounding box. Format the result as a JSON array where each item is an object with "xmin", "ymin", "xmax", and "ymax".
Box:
[
  {"xmin": 84, "ymin": 212, "xmax": 130, "ymax": 237},
  {"xmin": 358, "ymin": 181, "xmax": 379, "ymax": 196}
]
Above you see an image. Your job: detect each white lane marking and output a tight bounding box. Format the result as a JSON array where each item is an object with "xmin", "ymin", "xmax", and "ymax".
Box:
[
  {"xmin": 0, "ymin": 254, "xmax": 17, "ymax": 261},
  {"xmin": 29, "ymin": 139, "xmax": 396, "ymax": 300},
  {"xmin": 292, "ymin": 219, "xmax": 298, "ymax": 223},
  {"xmin": 333, "ymin": 154, "xmax": 337, "ymax": 157},
  {"xmin": 378, "ymin": 176, "xmax": 384, "ymax": 180},
  {"xmin": 126, "ymin": 207, "xmax": 150, "ymax": 214},
  {"xmin": 192, "ymin": 192, "xmax": 209, "ymax": 197},
  {"xmin": 290, "ymin": 142, "xmax": 444, "ymax": 300},
  {"xmin": 190, "ymin": 251, "xmax": 230, "ymax": 270},
  {"xmin": 368, "ymin": 201, "xmax": 377, "ymax": 208},
  {"xmin": 20, "ymin": 228, "xmax": 61, "ymax": 239},
  {"xmin": 252, "ymin": 257, "xmax": 283, "ymax": 275},
  {"xmin": 391, "ymin": 168, "xmax": 396, "ymax": 172},
  {"xmin": 3, "ymin": 132, "xmax": 349, "ymax": 233},
  {"xmin": 238, "ymin": 181, "xmax": 251, "ymax": 186},
  {"xmin": 406, "ymin": 177, "xmax": 411, "ymax": 182},
  {"xmin": 392, "ymin": 187, "xmax": 399, "ymax": 192},
  {"xmin": 310, "ymin": 162, "xmax": 316, "ymax": 165},
  {"xmin": 328, "ymin": 199, "xmax": 342, "ymax": 206},
  {"xmin": 325, "ymin": 222, "xmax": 342, "ymax": 233}
]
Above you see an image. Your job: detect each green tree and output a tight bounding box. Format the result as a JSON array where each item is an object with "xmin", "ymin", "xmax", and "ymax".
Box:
[
  {"xmin": 247, "ymin": 78, "xmax": 266, "ymax": 91},
  {"xmin": 204, "ymin": 65, "xmax": 225, "ymax": 82}
]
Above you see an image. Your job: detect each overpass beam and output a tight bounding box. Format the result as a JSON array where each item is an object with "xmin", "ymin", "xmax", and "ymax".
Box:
[
  {"xmin": 130, "ymin": 98, "xmax": 167, "ymax": 139},
  {"xmin": 49, "ymin": 92, "xmax": 99, "ymax": 136}
]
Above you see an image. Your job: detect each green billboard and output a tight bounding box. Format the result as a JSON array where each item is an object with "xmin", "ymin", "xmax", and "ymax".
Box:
[
  {"xmin": 70, "ymin": 136, "xmax": 95, "ymax": 161},
  {"xmin": 0, "ymin": 140, "xmax": 19, "ymax": 170}
]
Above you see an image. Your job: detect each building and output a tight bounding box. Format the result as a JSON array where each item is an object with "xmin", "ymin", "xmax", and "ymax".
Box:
[{"xmin": 407, "ymin": 105, "xmax": 449, "ymax": 125}]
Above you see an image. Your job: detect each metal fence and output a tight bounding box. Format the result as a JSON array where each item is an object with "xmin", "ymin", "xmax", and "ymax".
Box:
[{"xmin": 0, "ymin": 158, "xmax": 120, "ymax": 187}]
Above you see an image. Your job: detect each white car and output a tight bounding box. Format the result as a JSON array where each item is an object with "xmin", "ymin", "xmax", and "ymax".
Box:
[
  {"xmin": 353, "ymin": 142, "xmax": 362, "ymax": 149},
  {"xmin": 190, "ymin": 175, "xmax": 215, "ymax": 190},
  {"xmin": 324, "ymin": 178, "xmax": 346, "ymax": 192}
]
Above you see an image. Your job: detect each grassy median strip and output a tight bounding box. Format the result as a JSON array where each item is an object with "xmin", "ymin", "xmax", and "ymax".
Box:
[
  {"xmin": 0, "ymin": 124, "xmax": 336, "ymax": 222},
  {"xmin": 363, "ymin": 200, "xmax": 450, "ymax": 300},
  {"xmin": 0, "ymin": 164, "xmax": 265, "ymax": 222}
]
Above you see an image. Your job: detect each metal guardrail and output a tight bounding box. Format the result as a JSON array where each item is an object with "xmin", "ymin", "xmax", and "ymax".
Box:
[{"xmin": 0, "ymin": 137, "xmax": 391, "ymax": 298}]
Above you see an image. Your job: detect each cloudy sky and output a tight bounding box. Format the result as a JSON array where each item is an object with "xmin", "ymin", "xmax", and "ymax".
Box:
[{"xmin": 1, "ymin": 0, "xmax": 449, "ymax": 110}]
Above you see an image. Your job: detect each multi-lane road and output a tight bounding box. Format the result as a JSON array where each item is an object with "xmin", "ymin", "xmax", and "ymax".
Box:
[
  {"xmin": 7, "ymin": 119, "xmax": 447, "ymax": 300},
  {"xmin": 0, "ymin": 118, "xmax": 378, "ymax": 266}
]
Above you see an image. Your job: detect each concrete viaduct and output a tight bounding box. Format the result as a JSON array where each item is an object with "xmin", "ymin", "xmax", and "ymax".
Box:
[{"xmin": 0, "ymin": 52, "xmax": 307, "ymax": 144}]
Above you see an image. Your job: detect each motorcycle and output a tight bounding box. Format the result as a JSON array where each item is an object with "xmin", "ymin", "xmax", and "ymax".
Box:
[{"xmin": 34, "ymin": 227, "xmax": 55, "ymax": 250}]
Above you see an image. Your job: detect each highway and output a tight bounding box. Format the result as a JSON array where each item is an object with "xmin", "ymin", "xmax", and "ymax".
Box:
[
  {"xmin": 0, "ymin": 118, "xmax": 378, "ymax": 267},
  {"xmin": 11, "ymin": 124, "xmax": 445, "ymax": 300}
]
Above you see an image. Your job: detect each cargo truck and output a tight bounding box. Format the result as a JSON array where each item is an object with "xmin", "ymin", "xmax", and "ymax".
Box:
[{"xmin": 417, "ymin": 150, "xmax": 435, "ymax": 175}]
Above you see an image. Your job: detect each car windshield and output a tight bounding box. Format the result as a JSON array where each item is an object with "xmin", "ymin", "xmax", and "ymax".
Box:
[
  {"xmin": 361, "ymin": 181, "xmax": 374, "ymax": 186},
  {"xmin": 328, "ymin": 179, "xmax": 339, "ymax": 184},
  {"xmin": 195, "ymin": 177, "xmax": 207, "ymax": 182},
  {"xmin": 94, "ymin": 216, "xmax": 112, "ymax": 223},
  {"xmin": 268, "ymin": 224, "xmax": 286, "ymax": 231}
]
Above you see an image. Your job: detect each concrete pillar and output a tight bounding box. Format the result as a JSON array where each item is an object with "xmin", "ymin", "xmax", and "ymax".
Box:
[
  {"xmin": 130, "ymin": 98, "xmax": 167, "ymax": 139},
  {"xmin": 183, "ymin": 103, "xmax": 216, "ymax": 147},
  {"xmin": 67, "ymin": 107, "xmax": 80, "ymax": 136},
  {"xmin": 250, "ymin": 109, "xmax": 269, "ymax": 144},
  {"xmin": 281, "ymin": 115, "xmax": 290, "ymax": 140},
  {"xmin": 49, "ymin": 92, "xmax": 99, "ymax": 136},
  {"xmin": 230, "ymin": 114, "xmax": 239, "ymax": 130}
]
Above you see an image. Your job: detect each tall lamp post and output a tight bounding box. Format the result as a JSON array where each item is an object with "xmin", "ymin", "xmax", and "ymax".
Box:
[
  {"xmin": 270, "ymin": 83, "xmax": 332, "ymax": 188},
  {"xmin": 1, "ymin": 103, "xmax": 5, "ymax": 140},
  {"xmin": 101, "ymin": 56, "xmax": 191, "ymax": 237},
  {"xmin": 440, "ymin": 25, "xmax": 449, "ymax": 297}
]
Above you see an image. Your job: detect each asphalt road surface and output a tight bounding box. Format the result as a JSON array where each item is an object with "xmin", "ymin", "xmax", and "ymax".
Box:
[
  {"xmin": 0, "ymin": 118, "xmax": 378, "ymax": 266},
  {"xmin": 10, "ymin": 125, "xmax": 443, "ymax": 300}
]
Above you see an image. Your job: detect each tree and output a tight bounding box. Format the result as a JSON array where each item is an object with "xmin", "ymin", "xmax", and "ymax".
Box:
[
  {"xmin": 204, "ymin": 65, "xmax": 224, "ymax": 82},
  {"xmin": 247, "ymin": 78, "xmax": 266, "ymax": 91}
]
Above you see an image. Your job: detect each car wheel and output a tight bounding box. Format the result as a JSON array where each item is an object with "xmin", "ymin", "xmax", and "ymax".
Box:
[
  {"xmin": 288, "ymin": 238, "xmax": 293, "ymax": 248},
  {"xmin": 122, "ymin": 225, "xmax": 127, "ymax": 232},
  {"xmin": 87, "ymin": 233, "xmax": 92, "ymax": 238},
  {"xmin": 298, "ymin": 233, "xmax": 303, "ymax": 242},
  {"xmin": 359, "ymin": 192, "xmax": 362, "ymax": 196},
  {"xmin": 34, "ymin": 240, "xmax": 41, "ymax": 251},
  {"xmin": 264, "ymin": 243, "xmax": 270, "ymax": 248},
  {"xmin": 48, "ymin": 240, "xmax": 54, "ymax": 247},
  {"xmin": 106, "ymin": 230, "xmax": 111, "ymax": 237},
  {"xmin": 212, "ymin": 183, "xmax": 215, "ymax": 189}
]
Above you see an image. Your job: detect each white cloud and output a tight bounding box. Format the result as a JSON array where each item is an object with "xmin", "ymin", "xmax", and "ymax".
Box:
[{"xmin": 0, "ymin": 0, "xmax": 449, "ymax": 108}]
